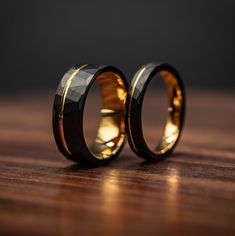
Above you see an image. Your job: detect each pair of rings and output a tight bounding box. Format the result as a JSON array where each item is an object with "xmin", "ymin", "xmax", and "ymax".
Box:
[{"xmin": 52, "ymin": 62, "xmax": 185, "ymax": 165}]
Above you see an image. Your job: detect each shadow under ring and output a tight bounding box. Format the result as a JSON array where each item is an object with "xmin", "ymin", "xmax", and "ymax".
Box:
[
  {"xmin": 125, "ymin": 62, "xmax": 185, "ymax": 161},
  {"xmin": 53, "ymin": 64, "xmax": 128, "ymax": 165}
]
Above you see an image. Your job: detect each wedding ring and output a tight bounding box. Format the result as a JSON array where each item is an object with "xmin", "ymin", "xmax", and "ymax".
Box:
[
  {"xmin": 53, "ymin": 64, "xmax": 128, "ymax": 165},
  {"xmin": 125, "ymin": 62, "xmax": 185, "ymax": 160}
]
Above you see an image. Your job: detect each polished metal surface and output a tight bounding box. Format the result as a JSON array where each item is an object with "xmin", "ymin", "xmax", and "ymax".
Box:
[
  {"xmin": 126, "ymin": 62, "xmax": 185, "ymax": 160},
  {"xmin": 53, "ymin": 65, "xmax": 128, "ymax": 165}
]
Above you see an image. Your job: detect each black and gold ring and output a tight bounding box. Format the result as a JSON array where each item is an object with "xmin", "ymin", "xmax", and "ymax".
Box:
[
  {"xmin": 125, "ymin": 62, "xmax": 185, "ymax": 161},
  {"xmin": 53, "ymin": 64, "xmax": 128, "ymax": 165}
]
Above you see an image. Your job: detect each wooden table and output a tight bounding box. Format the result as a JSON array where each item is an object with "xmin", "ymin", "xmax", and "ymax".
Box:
[{"xmin": 0, "ymin": 90, "xmax": 234, "ymax": 236}]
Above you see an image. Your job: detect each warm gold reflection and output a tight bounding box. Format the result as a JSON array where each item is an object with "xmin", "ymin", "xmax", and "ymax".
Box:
[
  {"xmin": 59, "ymin": 64, "xmax": 88, "ymax": 155},
  {"xmin": 89, "ymin": 71, "xmax": 127, "ymax": 160},
  {"xmin": 154, "ymin": 71, "xmax": 183, "ymax": 154},
  {"xmin": 102, "ymin": 169, "xmax": 120, "ymax": 194},
  {"xmin": 166, "ymin": 168, "xmax": 179, "ymax": 221},
  {"xmin": 102, "ymin": 169, "xmax": 120, "ymax": 213}
]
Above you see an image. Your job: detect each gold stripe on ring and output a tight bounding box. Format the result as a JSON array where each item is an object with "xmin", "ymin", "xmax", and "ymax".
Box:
[
  {"xmin": 127, "ymin": 65, "xmax": 149, "ymax": 153},
  {"xmin": 58, "ymin": 64, "xmax": 88, "ymax": 155}
]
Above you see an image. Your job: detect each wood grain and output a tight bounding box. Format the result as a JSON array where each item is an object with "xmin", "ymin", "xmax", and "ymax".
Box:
[{"xmin": 0, "ymin": 90, "xmax": 235, "ymax": 236}]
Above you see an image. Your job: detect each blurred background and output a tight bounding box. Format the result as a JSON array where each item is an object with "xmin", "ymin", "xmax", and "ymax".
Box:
[{"xmin": 1, "ymin": 0, "xmax": 235, "ymax": 93}]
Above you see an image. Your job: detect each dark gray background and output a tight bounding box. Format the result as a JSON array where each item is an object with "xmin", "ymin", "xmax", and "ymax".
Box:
[{"xmin": 1, "ymin": 0, "xmax": 235, "ymax": 92}]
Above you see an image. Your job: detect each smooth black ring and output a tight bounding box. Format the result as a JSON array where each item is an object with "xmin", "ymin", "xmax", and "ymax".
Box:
[{"xmin": 125, "ymin": 62, "xmax": 185, "ymax": 161}]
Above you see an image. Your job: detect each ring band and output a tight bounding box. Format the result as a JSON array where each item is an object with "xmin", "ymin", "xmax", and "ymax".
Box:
[
  {"xmin": 53, "ymin": 64, "xmax": 128, "ymax": 165},
  {"xmin": 125, "ymin": 62, "xmax": 185, "ymax": 160}
]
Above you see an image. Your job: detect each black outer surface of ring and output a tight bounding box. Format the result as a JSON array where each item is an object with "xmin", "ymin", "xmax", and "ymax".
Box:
[
  {"xmin": 125, "ymin": 62, "xmax": 186, "ymax": 161},
  {"xmin": 52, "ymin": 64, "xmax": 128, "ymax": 165},
  {"xmin": 52, "ymin": 64, "xmax": 82, "ymax": 160}
]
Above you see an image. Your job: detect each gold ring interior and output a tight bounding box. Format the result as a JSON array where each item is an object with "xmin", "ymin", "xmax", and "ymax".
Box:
[
  {"xmin": 85, "ymin": 71, "xmax": 127, "ymax": 160},
  {"xmin": 151, "ymin": 70, "xmax": 183, "ymax": 154}
]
